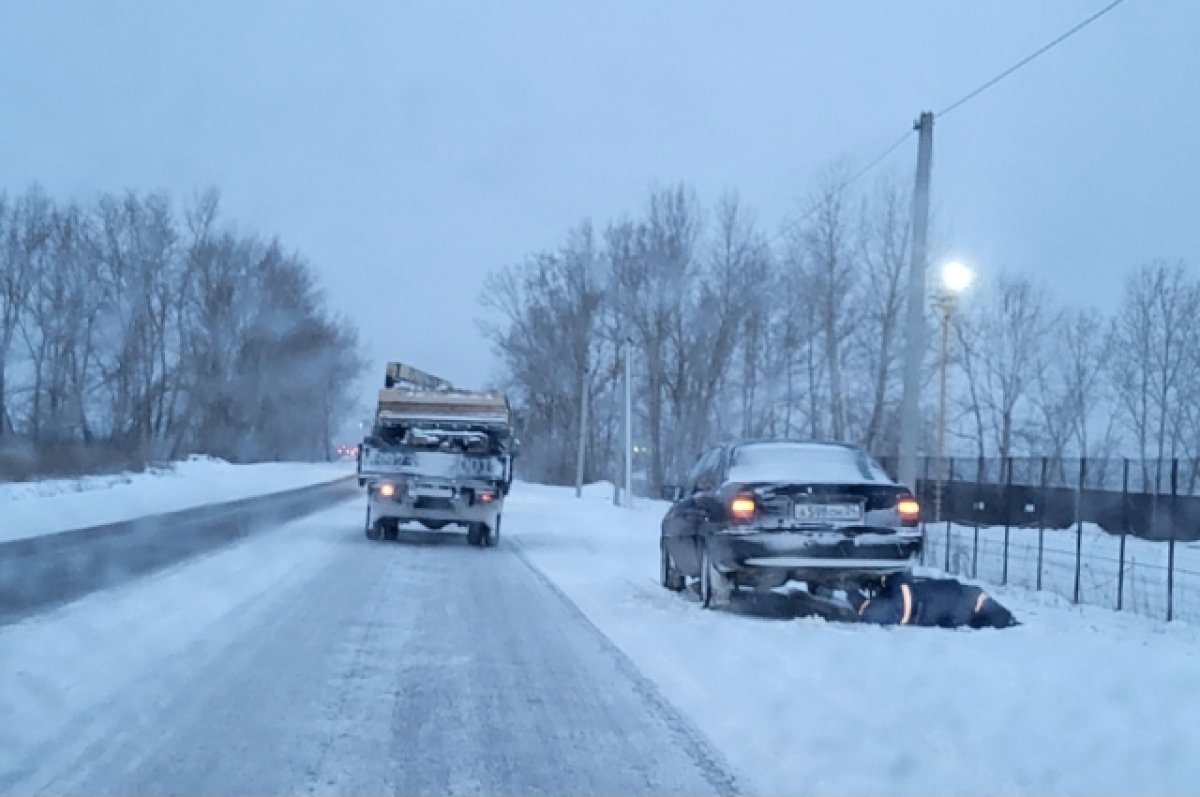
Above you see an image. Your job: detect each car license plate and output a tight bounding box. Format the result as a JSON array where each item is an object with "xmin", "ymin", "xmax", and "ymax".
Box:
[{"xmin": 793, "ymin": 502, "xmax": 862, "ymax": 522}]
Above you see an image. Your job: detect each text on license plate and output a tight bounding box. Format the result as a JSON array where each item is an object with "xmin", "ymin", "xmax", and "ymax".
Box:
[{"xmin": 793, "ymin": 502, "xmax": 862, "ymax": 522}]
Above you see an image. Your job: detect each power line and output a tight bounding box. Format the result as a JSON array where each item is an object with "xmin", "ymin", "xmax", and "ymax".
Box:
[
  {"xmin": 763, "ymin": 129, "xmax": 914, "ymax": 251},
  {"xmin": 761, "ymin": 0, "xmax": 1129, "ymax": 254},
  {"xmin": 937, "ymin": 0, "xmax": 1131, "ymax": 118}
]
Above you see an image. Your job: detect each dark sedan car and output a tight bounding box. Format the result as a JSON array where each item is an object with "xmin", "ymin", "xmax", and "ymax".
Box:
[{"xmin": 660, "ymin": 440, "xmax": 922, "ymax": 608}]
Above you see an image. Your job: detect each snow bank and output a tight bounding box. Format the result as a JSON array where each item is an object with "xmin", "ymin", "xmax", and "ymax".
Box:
[
  {"xmin": 0, "ymin": 456, "xmax": 354, "ymax": 544},
  {"xmin": 507, "ymin": 482, "xmax": 1200, "ymax": 797},
  {"xmin": 922, "ymin": 520, "xmax": 1200, "ymax": 623}
]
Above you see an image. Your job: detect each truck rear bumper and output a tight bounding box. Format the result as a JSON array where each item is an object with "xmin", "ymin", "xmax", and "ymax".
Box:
[{"xmin": 368, "ymin": 494, "xmax": 501, "ymax": 527}]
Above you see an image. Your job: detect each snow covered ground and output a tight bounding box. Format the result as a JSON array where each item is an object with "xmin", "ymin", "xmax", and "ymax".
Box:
[
  {"xmin": 0, "ymin": 456, "xmax": 354, "ymax": 544},
  {"xmin": 922, "ymin": 519, "xmax": 1200, "ymax": 623},
  {"xmin": 508, "ymin": 482, "xmax": 1200, "ymax": 796}
]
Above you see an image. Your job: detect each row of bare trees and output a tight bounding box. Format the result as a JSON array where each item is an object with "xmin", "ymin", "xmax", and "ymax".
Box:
[
  {"xmin": 482, "ymin": 177, "xmax": 913, "ymax": 490},
  {"xmin": 0, "ymin": 186, "xmax": 363, "ymax": 477},
  {"xmin": 483, "ymin": 176, "xmax": 1197, "ymax": 495}
]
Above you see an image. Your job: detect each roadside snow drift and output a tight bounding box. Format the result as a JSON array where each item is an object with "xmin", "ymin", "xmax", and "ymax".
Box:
[
  {"xmin": 508, "ymin": 482, "xmax": 1200, "ymax": 797},
  {"xmin": 0, "ymin": 456, "xmax": 353, "ymax": 544}
]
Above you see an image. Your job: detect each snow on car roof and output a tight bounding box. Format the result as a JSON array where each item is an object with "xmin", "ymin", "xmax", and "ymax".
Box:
[{"xmin": 726, "ymin": 441, "xmax": 894, "ymax": 485}]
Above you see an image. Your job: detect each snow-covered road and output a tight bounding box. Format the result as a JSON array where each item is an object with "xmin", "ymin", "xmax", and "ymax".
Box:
[
  {"xmin": 4, "ymin": 483, "xmax": 1198, "ymax": 796},
  {"xmin": 1, "ymin": 498, "xmax": 736, "ymax": 796}
]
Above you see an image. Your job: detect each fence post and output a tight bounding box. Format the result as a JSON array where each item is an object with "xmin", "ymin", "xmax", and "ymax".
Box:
[
  {"xmin": 1002, "ymin": 456, "xmax": 1013, "ymax": 586},
  {"xmin": 1168, "ymin": 458, "xmax": 1177, "ymax": 622},
  {"xmin": 1117, "ymin": 458, "xmax": 1128, "ymax": 612},
  {"xmin": 1073, "ymin": 458, "xmax": 1086, "ymax": 604},
  {"xmin": 1037, "ymin": 456, "xmax": 1047, "ymax": 592},
  {"xmin": 920, "ymin": 455, "xmax": 930, "ymax": 567},
  {"xmin": 972, "ymin": 456, "xmax": 983, "ymax": 580},
  {"xmin": 944, "ymin": 457, "xmax": 954, "ymax": 573}
]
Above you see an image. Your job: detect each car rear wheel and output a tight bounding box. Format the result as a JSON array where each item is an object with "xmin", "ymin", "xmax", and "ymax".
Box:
[
  {"xmin": 382, "ymin": 520, "xmax": 399, "ymax": 541},
  {"xmin": 660, "ymin": 539, "xmax": 685, "ymax": 592},
  {"xmin": 467, "ymin": 522, "xmax": 486, "ymax": 547},
  {"xmin": 699, "ymin": 543, "xmax": 732, "ymax": 609}
]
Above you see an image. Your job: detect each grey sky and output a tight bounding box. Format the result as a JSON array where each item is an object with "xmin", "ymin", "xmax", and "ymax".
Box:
[{"xmin": 2, "ymin": 1, "xmax": 1196, "ymax": 394}]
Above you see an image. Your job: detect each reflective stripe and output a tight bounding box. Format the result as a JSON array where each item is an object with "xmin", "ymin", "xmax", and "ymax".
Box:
[
  {"xmin": 974, "ymin": 591, "xmax": 989, "ymax": 614},
  {"xmin": 858, "ymin": 598, "xmax": 871, "ymax": 617},
  {"xmin": 899, "ymin": 583, "xmax": 914, "ymax": 625}
]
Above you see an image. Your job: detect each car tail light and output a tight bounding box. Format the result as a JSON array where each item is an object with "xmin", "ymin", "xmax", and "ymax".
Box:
[
  {"xmin": 479, "ymin": 491, "xmax": 495, "ymax": 504},
  {"xmin": 729, "ymin": 495, "xmax": 757, "ymax": 523},
  {"xmin": 379, "ymin": 483, "xmax": 396, "ymax": 498},
  {"xmin": 897, "ymin": 496, "xmax": 920, "ymax": 527}
]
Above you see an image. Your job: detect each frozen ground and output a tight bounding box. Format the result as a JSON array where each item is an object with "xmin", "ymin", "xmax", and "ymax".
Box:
[
  {"xmin": 2, "ymin": 500, "xmax": 734, "ymax": 796},
  {"xmin": 509, "ymin": 482, "xmax": 1200, "ymax": 796},
  {"xmin": 0, "ymin": 455, "xmax": 354, "ymax": 544},
  {"xmin": 4, "ymin": 480, "xmax": 1197, "ymax": 796},
  {"xmin": 922, "ymin": 519, "xmax": 1200, "ymax": 622}
]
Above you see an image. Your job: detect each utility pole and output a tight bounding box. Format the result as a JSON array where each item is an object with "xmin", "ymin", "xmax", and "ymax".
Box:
[
  {"xmin": 897, "ymin": 111, "xmax": 934, "ymax": 490},
  {"xmin": 575, "ymin": 365, "xmax": 589, "ymax": 498},
  {"xmin": 624, "ymin": 339, "xmax": 633, "ymax": 508}
]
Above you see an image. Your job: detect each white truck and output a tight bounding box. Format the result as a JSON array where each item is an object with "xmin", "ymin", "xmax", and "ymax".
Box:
[{"xmin": 357, "ymin": 362, "xmax": 515, "ymax": 547}]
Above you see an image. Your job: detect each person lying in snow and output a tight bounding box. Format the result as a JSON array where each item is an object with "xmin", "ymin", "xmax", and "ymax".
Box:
[{"xmin": 850, "ymin": 571, "xmax": 1019, "ymax": 629}]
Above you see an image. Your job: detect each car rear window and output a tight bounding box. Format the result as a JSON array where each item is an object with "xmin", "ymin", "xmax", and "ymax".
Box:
[{"xmin": 726, "ymin": 443, "xmax": 891, "ymax": 485}]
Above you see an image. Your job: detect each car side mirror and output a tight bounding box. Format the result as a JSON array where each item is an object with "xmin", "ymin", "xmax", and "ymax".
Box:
[{"xmin": 662, "ymin": 485, "xmax": 683, "ymax": 502}]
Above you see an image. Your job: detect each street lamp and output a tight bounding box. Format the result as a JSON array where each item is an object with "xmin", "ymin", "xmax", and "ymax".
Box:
[{"xmin": 934, "ymin": 261, "xmax": 973, "ymax": 522}]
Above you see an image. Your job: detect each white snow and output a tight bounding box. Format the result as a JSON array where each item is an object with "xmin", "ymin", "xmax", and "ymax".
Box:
[
  {"xmin": 0, "ymin": 456, "xmax": 354, "ymax": 544},
  {"xmin": 507, "ymin": 482, "xmax": 1200, "ymax": 797},
  {"xmin": 727, "ymin": 442, "xmax": 892, "ymax": 485}
]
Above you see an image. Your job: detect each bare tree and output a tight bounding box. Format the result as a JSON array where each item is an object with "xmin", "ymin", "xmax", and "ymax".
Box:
[
  {"xmin": 953, "ymin": 273, "xmax": 1055, "ymax": 463},
  {"xmin": 1111, "ymin": 260, "xmax": 1199, "ymax": 491},
  {"xmin": 854, "ymin": 178, "xmax": 911, "ymax": 456}
]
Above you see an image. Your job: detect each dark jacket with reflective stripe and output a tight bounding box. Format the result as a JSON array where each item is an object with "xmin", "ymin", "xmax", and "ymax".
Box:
[{"xmin": 858, "ymin": 573, "xmax": 1016, "ymax": 629}]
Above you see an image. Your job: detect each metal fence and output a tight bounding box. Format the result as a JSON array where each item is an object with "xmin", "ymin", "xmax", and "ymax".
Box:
[{"xmin": 879, "ymin": 457, "xmax": 1200, "ymax": 623}]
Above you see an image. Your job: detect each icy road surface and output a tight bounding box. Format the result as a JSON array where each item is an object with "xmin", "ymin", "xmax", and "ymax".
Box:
[
  {"xmin": 4, "ymin": 483, "xmax": 1198, "ymax": 796},
  {"xmin": 1, "ymin": 499, "xmax": 736, "ymax": 796}
]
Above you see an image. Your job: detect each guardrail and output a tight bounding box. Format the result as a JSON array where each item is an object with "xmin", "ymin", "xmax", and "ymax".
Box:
[{"xmin": 0, "ymin": 477, "xmax": 360, "ymax": 624}]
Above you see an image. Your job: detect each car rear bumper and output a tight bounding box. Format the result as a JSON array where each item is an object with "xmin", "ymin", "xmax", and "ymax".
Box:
[{"xmin": 706, "ymin": 529, "xmax": 921, "ymax": 576}]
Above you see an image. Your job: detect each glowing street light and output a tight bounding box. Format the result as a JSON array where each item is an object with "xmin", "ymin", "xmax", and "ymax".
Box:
[
  {"xmin": 934, "ymin": 260, "xmax": 973, "ymax": 523},
  {"xmin": 942, "ymin": 260, "xmax": 974, "ymax": 295}
]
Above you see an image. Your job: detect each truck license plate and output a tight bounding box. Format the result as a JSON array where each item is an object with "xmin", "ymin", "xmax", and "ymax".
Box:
[
  {"xmin": 413, "ymin": 484, "xmax": 454, "ymax": 499},
  {"xmin": 793, "ymin": 502, "xmax": 862, "ymax": 522}
]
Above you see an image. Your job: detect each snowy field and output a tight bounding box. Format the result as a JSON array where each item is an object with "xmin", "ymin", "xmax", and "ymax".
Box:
[
  {"xmin": 0, "ymin": 456, "xmax": 354, "ymax": 544},
  {"xmin": 509, "ymin": 483, "xmax": 1200, "ymax": 796},
  {"xmin": 922, "ymin": 519, "xmax": 1200, "ymax": 623}
]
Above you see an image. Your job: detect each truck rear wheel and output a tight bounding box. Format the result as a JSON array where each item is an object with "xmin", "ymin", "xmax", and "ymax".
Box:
[
  {"xmin": 467, "ymin": 523, "xmax": 485, "ymax": 547},
  {"xmin": 382, "ymin": 520, "xmax": 399, "ymax": 541},
  {"xmin": 365, "ymin": 516, "xmax": 382, "ymax": 541}
]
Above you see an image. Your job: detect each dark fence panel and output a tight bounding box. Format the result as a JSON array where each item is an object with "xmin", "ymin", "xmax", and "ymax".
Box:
[{"xmin": 898, "ymin": 455, "xmax": 1198, "ymax": 622}]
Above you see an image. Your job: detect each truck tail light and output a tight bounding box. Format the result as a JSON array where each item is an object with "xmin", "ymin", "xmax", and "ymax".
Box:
[
  {"xmin": 897, "ymin": 496, "xmax": 920, "ymax": 527},
  {"xmin": 379, "ymin": 483, "xmax": 396, "ymax": 498},
  {"xmin": 479, "ymin": 491, "xmax": 495, "ymax": 504}
]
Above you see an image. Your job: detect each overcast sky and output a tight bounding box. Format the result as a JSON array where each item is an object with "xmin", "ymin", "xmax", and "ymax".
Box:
[{"xmin": 2, "ymin": 1, "xmax": 1196, "ymax": 394}]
